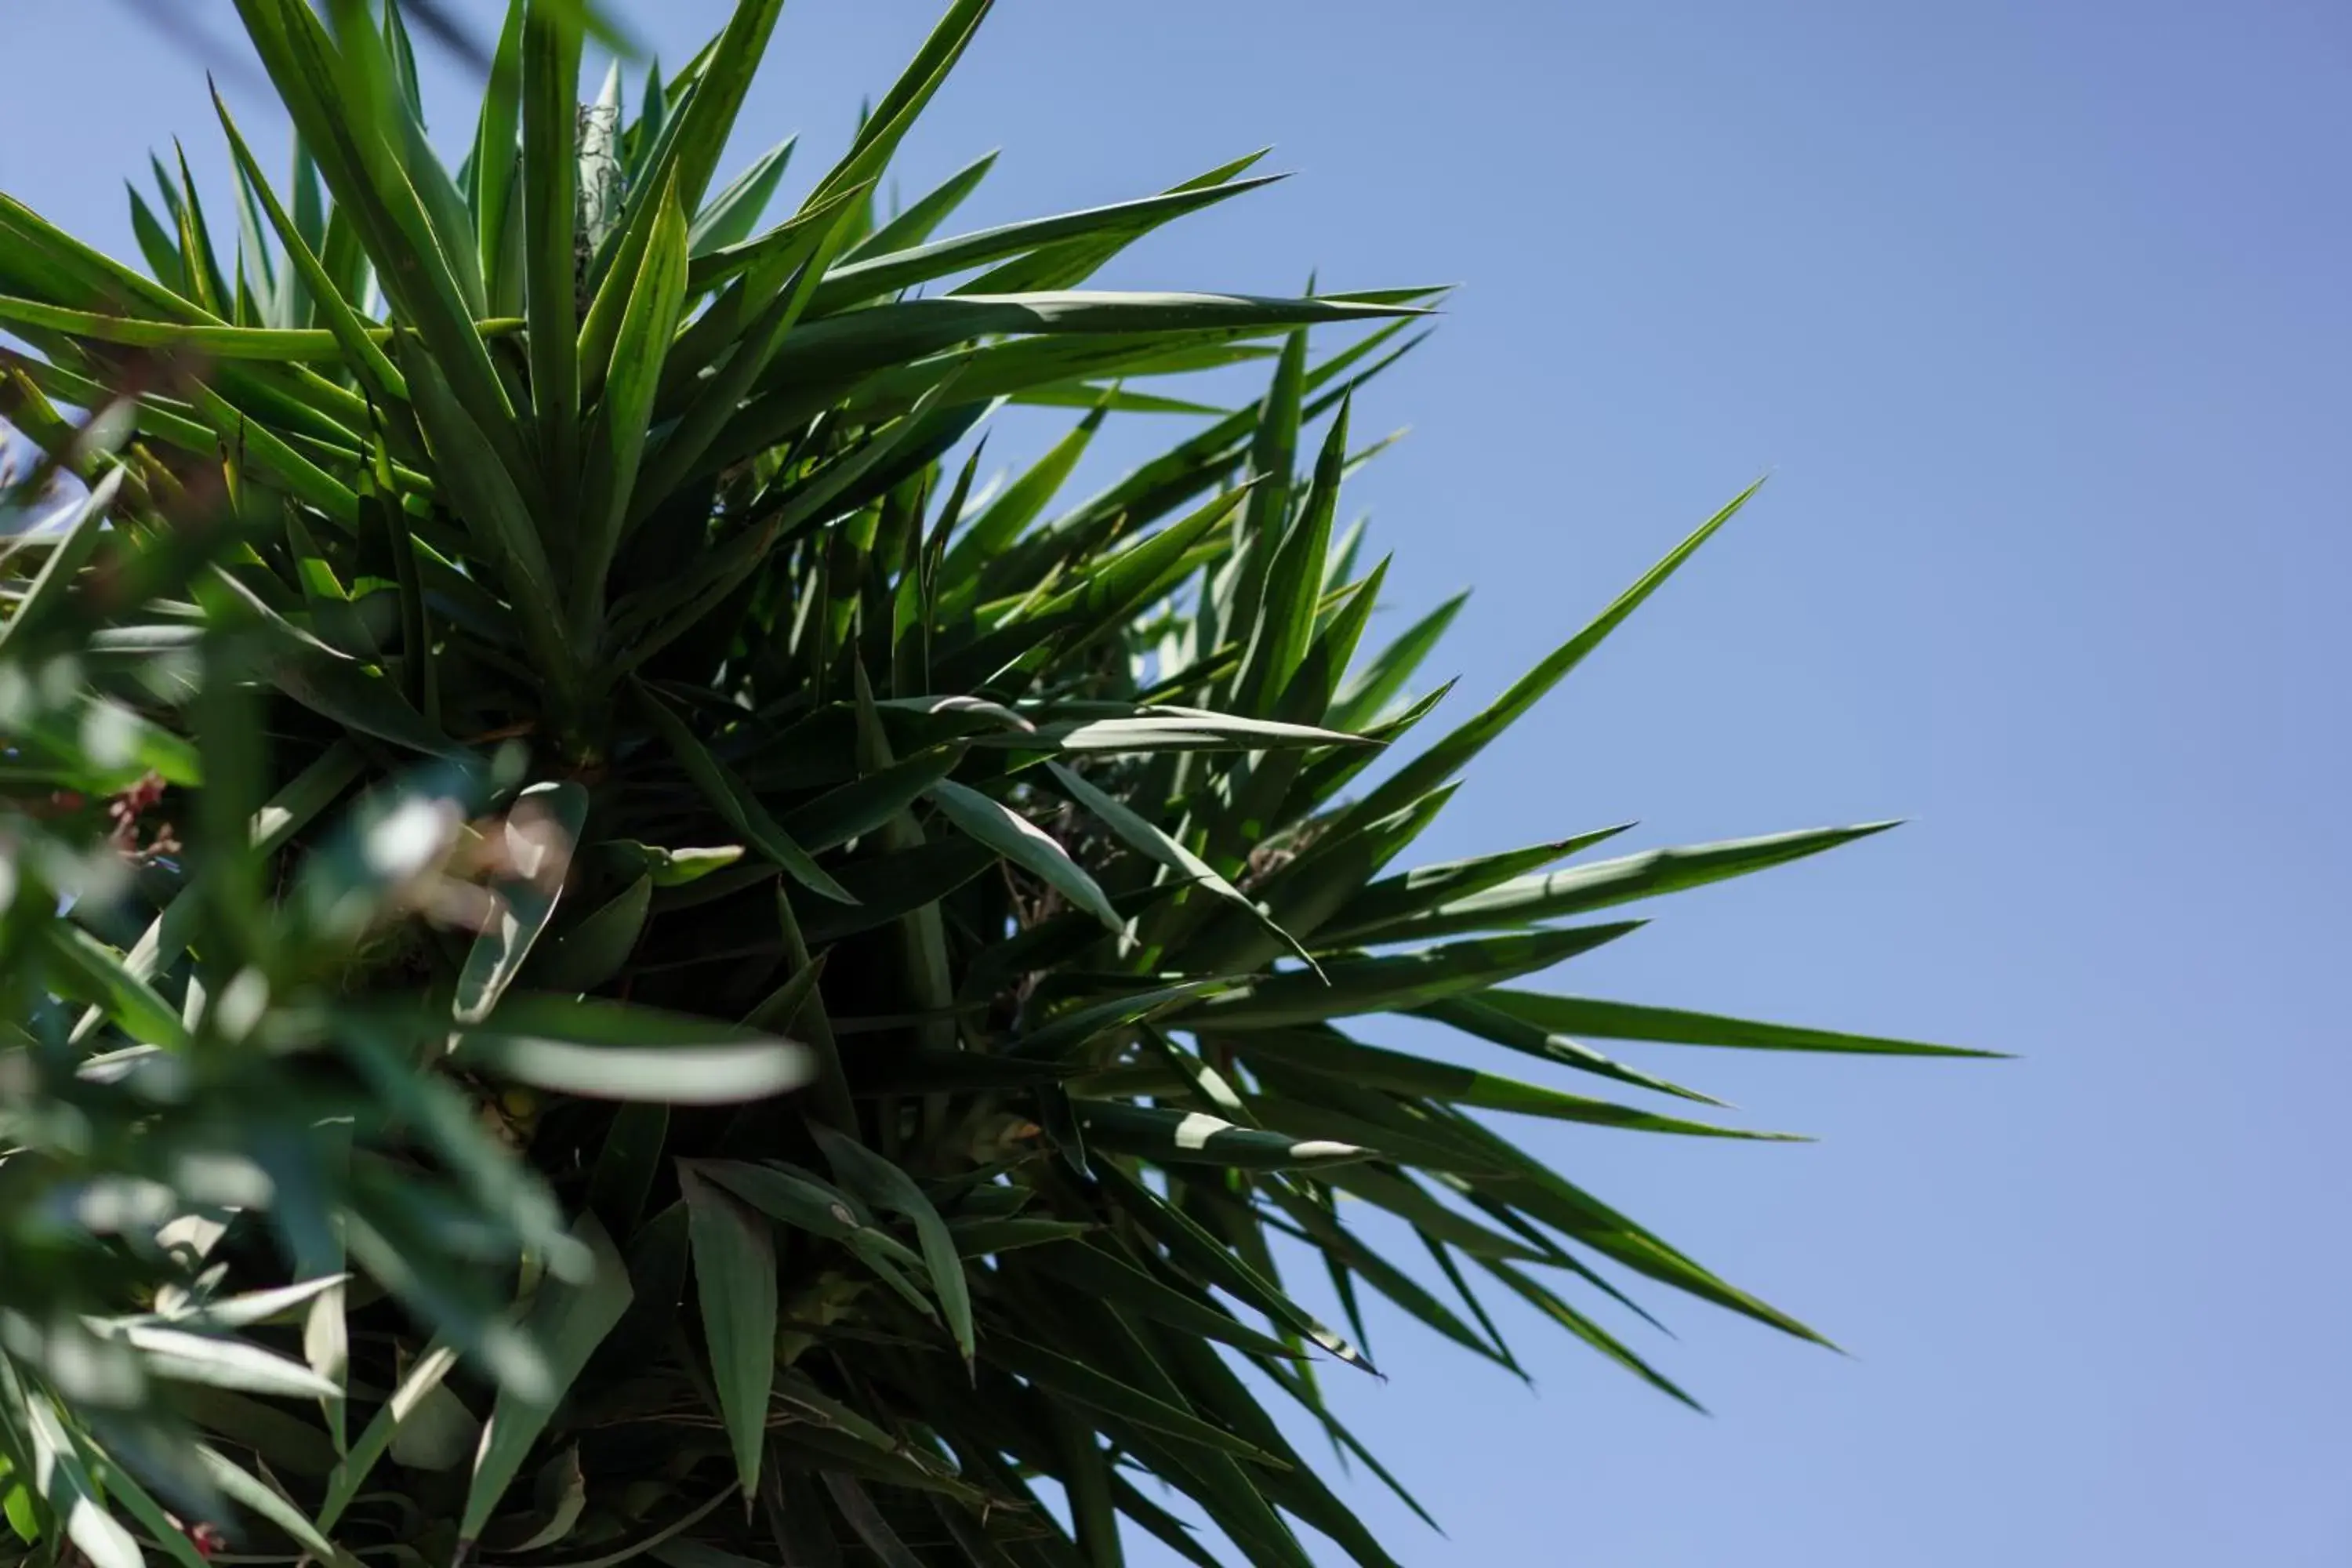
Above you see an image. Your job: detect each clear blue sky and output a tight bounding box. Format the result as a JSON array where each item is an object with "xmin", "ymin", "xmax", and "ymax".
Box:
[{"xmin": 6, "ymin": 3, "xmax": 2348, "ymax": 1563}]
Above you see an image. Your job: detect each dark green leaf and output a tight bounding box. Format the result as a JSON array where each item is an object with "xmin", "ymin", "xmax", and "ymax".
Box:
[
  {"xmin": 813, "ymin": 172, "xmax": 1279, "ymax": 316},
  {"xmin": 926, "ymin": 778, "xmax": 1123, "ymax": 934},
  {"xmin": 689, "ymin": 136, "xmax": 797, "ymax": 257},
  {"xmin": 1414, "ymin": 995, "xmax": 1730, "ymax": 1105},
  {"xmin": 1225, "ymin": 1029, "xmax": 1790, "ymax": 1139},
  {"xmin": 532, "ymin": 874, "xmax": 653, "ymax": 993},
  {"xmin": 1352, "ymin": 481, "xmax": 1763, "ymax": 825},
  {"xmin": 1319, "ymin": 822, "xmax": 1635, "ymax": 945},
  {"xmin": 811, "ymin": 1125, "xmax": 976, "ymax": 1366},
  {"xmin": 1479, "ymin": 991, "xmax": 2000, "ymax": 1058},
  {"xmin": 989, "ymin": 1334, "xmax": 1285, "ymax": 1465},
  {"xmin": 1048, "ymin": 760, "xmax": 1318, "ymax": 971},
  {"xmin": 577, "ymin": 179, "xmax": 689, "ymax": 628},
  {"xmin": 1025, "ymin": 1243, "xmax": 1304, "ymax": 1360},
  {"xmin": 681, "ymin": 1163, "xmax": 779, "ymax": 1502},
  {"xmin": 1339, "ymin": 822, "xmax": 1900, "ymax": 945},
  {"xmin": 1076, "ymin": 1102, "xmax": 1370, "ymax": 1170},
  {"xmin": 636, "ymin": 681, "xmax": 856, "ymax": 903},
  {"xmin": 459, "ymin": 1215, "xmax": 633, "ymax": 1542},
  {"xmin": 1091, "ymin": 1161, "xmax": 1373, "ymax": 1375},
  {"xmin": 1184, "ymin": 924, "xmax": 1645, "ymax": 1030}
]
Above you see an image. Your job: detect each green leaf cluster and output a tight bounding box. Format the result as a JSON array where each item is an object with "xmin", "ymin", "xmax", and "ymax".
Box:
[{"xmin": 0, "ymin": 4, "xmax": 1982, "ymax": 1564}]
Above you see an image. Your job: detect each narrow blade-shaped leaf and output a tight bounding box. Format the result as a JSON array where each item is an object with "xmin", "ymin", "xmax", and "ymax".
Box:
[
  {"xmin": 1321, "ymin": 823, "xmax": 1635, "ymax": 944},
  {"xmin": 1341, "ymin": 822, "xmax": 1900, "ymax": 945},
  {"xmin": 688, "ymin": 136, "xmax": 797, "ymax": 257},
  {"xmin": 925, "ymin": 777, "xmax": 1123, "ymax": 935},
  {"xmin": 575, "ymin": 179, "xmax": 688, "ymax": 633},
  {"xmin": 521, "ymin": 0, "xmax": 585, "ymax": 510},
  {"xmin": 459, "ymin": 1215, "xmax": 633, "ymax": 1542},
  {"xmin": 635, "ymin": 681, "xmax": 855, "ymax": 903},
  {"xmin": 811, "ymin": 1125, "xmax": 975, "ymax": 1366},
  {"xmin": 1049, "ymin": 760, "xmax": 1318, "ymax": 971},
  {"xmin": 1224, "ymin": 1029, "xmax": 1788, "ymax": 1139},
  {"xmin": 1352, "ymin": 481, "xmax": 1764, "ymax": 825},
  {"xmin": 1076, "ymin": 1102, "xmax": 1370, "ymax": 1170},
  {"xmin": 1184, "ymin": 924, "xmax": 1644, "ymax": 1030},
  {"xmin": 681, "ymin": 1164, "xmax": 779, "ymax": 1501},
  {"xmin": 1479, "ymin": 991, "xmax": 1999, "ymax": 1058}
]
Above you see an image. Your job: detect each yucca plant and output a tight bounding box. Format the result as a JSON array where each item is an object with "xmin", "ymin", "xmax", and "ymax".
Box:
[{"xmin": 0, "ymin": 3, "xmax": 1981, "ymax": 1564}]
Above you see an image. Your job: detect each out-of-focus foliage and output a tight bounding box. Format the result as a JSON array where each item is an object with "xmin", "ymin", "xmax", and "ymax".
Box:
[{"xmin": 0, "ymin": 3, "xmax": 1980, "ymax": 1563}]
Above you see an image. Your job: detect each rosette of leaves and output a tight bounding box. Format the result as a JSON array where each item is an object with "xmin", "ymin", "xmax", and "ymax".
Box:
[{"xmin": 0, "ymin": 3, "xmax": 1984, "ymax": 1565}]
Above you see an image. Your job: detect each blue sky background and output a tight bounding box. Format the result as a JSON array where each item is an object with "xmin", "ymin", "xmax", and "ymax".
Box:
[{"xmin": 5, "ymin": 2, "xmax": 2349, "ymax": 1563}]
